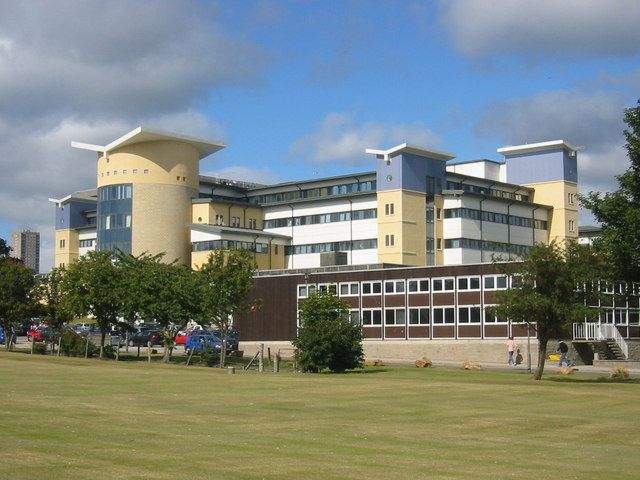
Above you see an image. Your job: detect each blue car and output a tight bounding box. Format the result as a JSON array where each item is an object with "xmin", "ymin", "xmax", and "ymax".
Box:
[
  {"xmin": 0, "ymin": 327, "xmax": 5, "ymax": 344},
  {"xmin": 185, "ymin": 331, "xmax": 223, "ymax": 354}
]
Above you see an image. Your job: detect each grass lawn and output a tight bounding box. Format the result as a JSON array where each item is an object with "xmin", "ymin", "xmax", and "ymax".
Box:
[{"xmin": 1, "ymin": 352, "xmax": 639, "ymax": 480}]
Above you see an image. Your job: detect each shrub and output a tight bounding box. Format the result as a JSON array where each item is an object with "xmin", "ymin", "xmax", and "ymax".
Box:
[
  {"xmin": 200, "ymin": 347, "xmax": 220, "ymax": 367},
  {"xmin": 610, "ymin": 367, "xmax": 630, "ymax": 380},
  {"xmin": 60, "ymin": 330, "xmax": 99, "ymax": 358},
  {"xmin": 293, "ymin": 291, "xmax": 363, "ymax": 373},
  {"xmin": 33, "ymin": 342, "xmax": 47, "ymax": 355}
]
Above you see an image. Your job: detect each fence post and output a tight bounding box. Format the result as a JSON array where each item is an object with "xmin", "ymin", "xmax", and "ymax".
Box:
[
  {"xmin": 274, "ymin": 353, "xmax": 280, "ymax": 373},
  {"xmin": 84, "ymin": 336, "xmax": 89, "ymax": 358},
  {"xmin": 57, "ymin": 336, "xmax": 62, "ymax": 357},
  {"xmin": 115, "ymin": 340, "xmax": 120, "ymax": 361},
  {"xmin": 259, "ymin": 343, "xmax": 264, "ymax": 372},
  {"xmin": 147, "ymin": 341, "xmax": 151, "ymax": 363},
  {"xmin": 30, "ymin": 336, "xmax": 35, "ymax": 355}
]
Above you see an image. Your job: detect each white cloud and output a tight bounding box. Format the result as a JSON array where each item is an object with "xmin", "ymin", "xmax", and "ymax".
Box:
[
  {"xmin": 0, "ymin": 1, "xmax": 270, "ymax": 272},
  {"xmin": 440, "ymin": 0, "xmax": 640, "ymax": 59},
  {"xmin": 290, "ymin": 112, "xmax": 442, "ymax": 166}
]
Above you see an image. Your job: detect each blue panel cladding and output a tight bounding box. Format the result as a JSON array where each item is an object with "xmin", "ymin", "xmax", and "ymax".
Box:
[
  {"xmin": 505, "ymin": 148, "xmax": 578, "ymax": 184},
  {"xmin": 376, "ymin": 152, "xmax": 446, "ymax": 193},
  {"xmin": 55, "ymin": 200, "xmax": 95, "ymax": 230}
]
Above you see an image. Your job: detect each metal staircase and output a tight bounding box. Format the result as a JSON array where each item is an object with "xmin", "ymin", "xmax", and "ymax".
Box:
[{"xmin": 573, "ymin": 323, "xmax": 628, "ymax": 360}]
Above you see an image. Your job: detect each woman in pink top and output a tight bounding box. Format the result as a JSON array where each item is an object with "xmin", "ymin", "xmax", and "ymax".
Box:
[{"xmin": 506, "ymin": 337, "xmax": 517, "ymax": 366}]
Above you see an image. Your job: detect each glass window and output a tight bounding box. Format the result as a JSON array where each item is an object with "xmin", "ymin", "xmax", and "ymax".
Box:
[
  {"xmin": 408, "ymin": 279, "xmax": 429, "ymax": 293},
  {"xmin": 362, "ymin": 310, "xmax": 382, "ymax": 326},
  {"xmin": 385, "ymin": 309, "xmax": 406, "ymax": 325},
  {"xmin": 362, "ymin": 281, "xmax": 381, "ymax": 295},
  {"xmin": 409, "ymin": 308, "xmax": 429, "ymax": 325},
  {"xmin": 433, "ymin": 307, "xmax": 455, "ymax": 324}
]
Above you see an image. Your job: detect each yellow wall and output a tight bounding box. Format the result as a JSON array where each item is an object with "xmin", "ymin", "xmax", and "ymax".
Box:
[
  {"xmin": 377, "ymin": 189, "xmax": 427, "ymax": 265},
  {"xmin": 192, "ymin": 201, "xmax": 264, "ymax": 229},
  {"xmin": 524, "ymin": 181, "xmax": 579, "ymax": 243},
  {"xmin": 191, "ymin": 244, "xmax": 285, "ymax": 271},
  {"xmin": 97, "ymin": 141, "xmax": 200, "ymax": 189},
  {"xmin": 54, "ymin": 229, "xmax": 79, "ymax": 268}
]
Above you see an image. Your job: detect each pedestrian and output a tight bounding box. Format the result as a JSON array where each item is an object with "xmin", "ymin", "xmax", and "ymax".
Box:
[
  {"xmin": 557, "ymin": 341, "xmax": 570, "ymax": 367},
  {"xmin": 515, "ymin": 348, "xmax": 523, "ymax": 365},
  {"xmin": 507, "ymin": 336, "xmax": 517, "ymax": 366}
]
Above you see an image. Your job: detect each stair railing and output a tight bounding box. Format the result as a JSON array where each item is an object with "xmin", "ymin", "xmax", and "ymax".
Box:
[
  {"xmin": 573, "ymin": 322, "xmax": 628, "ymax": 359},
  {"xmin": 601, "ymin": 324, "xmax": 629, "ymax": 359}
]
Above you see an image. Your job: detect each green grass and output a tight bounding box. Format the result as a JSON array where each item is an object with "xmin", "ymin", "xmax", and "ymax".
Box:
[{"xmin": 1, "ymin": 352, "xmax": 639, "ymax": 480}]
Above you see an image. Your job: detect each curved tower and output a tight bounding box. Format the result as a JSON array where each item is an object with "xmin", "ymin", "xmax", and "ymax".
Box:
[{"xmin": 72, "ymin": 127, "xmax": 224, "ymax": 264}]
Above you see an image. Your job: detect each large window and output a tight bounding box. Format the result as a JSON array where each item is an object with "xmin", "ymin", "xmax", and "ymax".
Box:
[
  {"xmin": 385, "ymin": 308, "xmax": 406, "ymax": 325},
  {"xmin": 458, "ymin": 306, "xmax": 481, "ymax": 323},
  {"xmin": 433, "ymin": 278, "xmax": 455, "ymax": 292},
  {"xmin": 97, "ymin": 183, "xmax": 132, "ymax": 254},
  {"xmin": 408, "ymin": 279, "xmax": 429, "ymax": 293},
  {"xmin": 409, "ymin": 308, "xmax": 429, "ymax": 325},
  {"xmin": 362, "ymin": 281, "xmax": 382, "ymax": 295},
  {"xmin": 362, "ymin": 309, "xmax": 382, "ymax": 326},
  {"xmin": 339, "ymin": 282, "xmax": 359, "ymax": 297},
  {"xmin": 285, "ymin": 239, "xmax": 377, "ymax": 255},
  {"xmin": 384, "ymin": 280, "xmax": 405, "ymax": 294},
  {"xmin": 433, "ymin": 307, "xmax": 455, "ymax": 324},
  {"xmin": 458, "ymin": 276, "xmax": 480, "ymax": 291}
]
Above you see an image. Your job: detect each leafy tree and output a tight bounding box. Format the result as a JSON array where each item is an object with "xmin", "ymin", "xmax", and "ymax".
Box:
[
  {"xmin": 492, "ymin": 241, "xmax": 603, "ymax": 380},
  {"xmin": 62, "ymin": 250, "xmax": 122, "ymax": 358},
  {"xmin": 37, "ymin": 267, "xmax": 73, "ymax": 337},
  {"xmin": 0, "ymin": 237, "xmax": 11, "ymax": 257},
  {"xmin": 194, "ymin": 249, "xmax": 256, "ymax": 367},
  {"xmin": 293, "ymin": 290, "xmax": 364, "ymax": 373},
  {"xmin": 0, "ymin": 256, "xmax": 37, "ymax": 350},
  {"xmin": 582, "ymin": 99, "xmax": 640, "ymax": 284}
]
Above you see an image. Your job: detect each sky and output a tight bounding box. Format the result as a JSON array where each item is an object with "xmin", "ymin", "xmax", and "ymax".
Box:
[{"xmin": 1, "ymin": 0, "xmax": 639, "ymax": 272}]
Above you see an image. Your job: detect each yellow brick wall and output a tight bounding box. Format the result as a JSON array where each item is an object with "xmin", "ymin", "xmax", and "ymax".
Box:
[
  {"xmin": 524, "ymin": 180, "xmax": 578, "ymax": 243},
  {"xmin": 54, "ymin": 229, "xmax": 79, "ymax": 268}
]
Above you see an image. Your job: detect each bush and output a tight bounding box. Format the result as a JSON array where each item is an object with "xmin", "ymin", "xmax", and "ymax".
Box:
[
  {"xmin": 293, "ymin": 291, "xmax": 363, "ymax": 373},
  {"xmin": 610, "ymin": 367, "xmax": 629, "ymax": 380},
  {"xmin": 33, "ymin": 342, "xmax": 47, "ymax": 355},
  {"xmin": 200, "ymin": 347, "xmax": 220, "ymax": 367},
  {"xmin": 60, "ymin": 330, "xmax": 99, "ymax": 358}
]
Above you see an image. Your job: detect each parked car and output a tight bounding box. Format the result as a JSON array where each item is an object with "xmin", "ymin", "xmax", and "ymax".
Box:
[
  {"xmin": 129, "ymin": 328, "xmax": 163, "ymax": 347},
  {"xmin": 175, "ymin": 327, "xmax": 202, "ymax": 346},
  {"xmin": 185, "ymin": 331, "xmax": 223, "ymax": 354},
  {"xmin": 26, "ymin": 326, "xmax": 51, "ymax": 342},
  {"xmin": 0, "ymin": 327, "xmax": 5, "ymax": 343},
  {"xmin": 214, "ymin": 329, "xmax": 240, "ymax": 352}
]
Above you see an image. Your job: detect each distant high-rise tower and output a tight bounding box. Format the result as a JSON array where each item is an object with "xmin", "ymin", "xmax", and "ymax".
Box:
[{"xmin": 11, "ymin": 230, "xmax": 40, "ymax": 272}]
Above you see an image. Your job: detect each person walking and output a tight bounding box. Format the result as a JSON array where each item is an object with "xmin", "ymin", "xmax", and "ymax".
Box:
[
  {"xmin": 507, "ymin": 336, "xmax": 517, "ymax": 366},
  {"xmin": 557, "ymin": 341, "xmax": 570, "ymax": 367}
]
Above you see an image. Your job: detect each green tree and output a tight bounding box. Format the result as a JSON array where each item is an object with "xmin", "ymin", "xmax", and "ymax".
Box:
[
  {"xmin": 293, "ymin": 290, "xmax": 363, "ymax": 373},
  {"xmin": 194, "ymin": 249, "xmax": 256, "ymax": 367},
  {"xmin": 0, "ymin": 237, "xmax": 11, "ymax": 257},
  {"xmin": 116, "ymin": 252, "xmax": 197, "ymax": 360},
  {"xmin": 62, "ymin": 250, "xmax": 122, "ymax": 358},
  {"xmin": 582, "ymin": 99, "xmax": 640, "ymax": 284},
  {"xmin": 0, "ymin": 256, "xmax": 37, "ymax": 350},
  {"xmin": 492, "ymin": 241, "xmax": 603, "ymax": 380},
  {"xmin": 38, "ymin": 267, "xmax": 73, "ymax": 338}
]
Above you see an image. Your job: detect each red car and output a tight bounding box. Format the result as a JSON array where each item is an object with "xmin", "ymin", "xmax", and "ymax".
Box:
[
  {"xmin": 175, "ymin": 328, "xmax": 201, "ymax": 345},
  {"xmin": 27, "ymin": 326, "xmax": 51, "ymax": 342}
]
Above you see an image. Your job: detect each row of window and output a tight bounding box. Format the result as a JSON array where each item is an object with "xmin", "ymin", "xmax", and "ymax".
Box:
[
  {"xmin": 250, "ymin": 180, "xmax": 376, "ymax": 205},
  {"xmin": 192, "ymin": 240, "xmax": 270, "ymax": 254},
  {"xmin": 445, "ymin": 181, "xmax": 530, "ymax": 203},
  {"xmin": 285, "ymin": 238, "xmax": 377, "ymax": 256},
  {"xmin": 444, "ymin": 238, "xmax": 532, "ymax": 256},
  {"xmin": 98, "ymin": 184, "xmax": 132, "ymax": 201},
  {"xmin": 263, "ymin": 208, "xmax": 377, "ymax": 229},
  {"xmin": 79, "ymin": 239, "xmax": 95, "ymax": 248},
  {"xmin": 99, "ymin": 213, "xmax": 132, "ymax": 230},
  {"xmin": 298, "ymin": 275, "xmax": 510, "ymax": 298},
  {"xmin": 444, "ymin": 208, "xmax": 548, "ymax": 230},
  {"xmin": 100, "ymin": 169, "xmax": 150, "ymax": 178}
]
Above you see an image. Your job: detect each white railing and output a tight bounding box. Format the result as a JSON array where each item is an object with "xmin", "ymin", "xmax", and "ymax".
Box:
[{"xmin": 573, "ymin": 322, "xmax": 628, "ymax": 359}]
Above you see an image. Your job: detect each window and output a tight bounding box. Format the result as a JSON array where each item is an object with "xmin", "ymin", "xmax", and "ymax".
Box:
[
  {"xmin": 79, "ymin": 239, "xmax": 94, "ymax": 248},
  {"xmin": 339, "ymin": 282, "xmax": 359, "ymax": 297},
  {"xmin": 384, "ymin": 280, "xmax": 405, "ymax": 294},
  {"xmin": 458, "ymin": 306, "xmax": 481, "ymax": 323},
  {"xmin": 123, "ymin": 169, "xmax": 127, "ymax": 175},
  {"xmin": 409, "ymin": 308, "xmax": 429, "ymax": 325},
  {"xmin": 437, "ymin": 238, "xmax": 442, "ymax": 250},
  {"xmin": 231, "ymin": 216, "xmax": 240, "ymax": 227},
  {"xmin": 568, "ymin": 220, "xmax": 575, "ymax": 232},
  {"xmin": 143, "ymin": 169, "xmax": 149, "ymax": 174},
  {"xmin": 133, "ymin": 169, "xmax": 138, "ymax": 174},
  {"xmin": 298, "ymin": 285, "xmax": 309, "ymax": 298},
  {"xmin": 408, "ymin": 279, "xmax": 429, "ymax": 293},
  {"xmin": 436, "ymin": 208, "xmax": 442, "ymax": 220},
  {"xmin": 113, "ymin": 170, "xmax": 117, "ymax": 175},
  {"xmin": 433, "ymin": 307, "xmax": 455, "ymax": 324},
  {"xmin": 432, "ymin": 278, "xmax": 454, "ymax": 292},
  {"xmin": 568, "ymin": 193, "xmax": 576, "ymax": 205},
  {"xmin": 362, "ymin": 281, "xmax": 382, "ymax": 295},
  {"xmin": 362, "ymin": 309, "xmax": 382, "ymax": 326},
  {"xmin": 215, "ymin": 215, "xmax": 224, "ymax": 226},
  {"xmin": 484, "ymin": 275, "xmax": 508, "ymax": 290},
  {"xmin": 385, "ymin": 203, "xmax": 395, "ymax": 215},
  {"xmin": 249, "ymin": 218, "xmax": 257, "ymax": 229},
  {"xmin": 385, "ymin": 234, "xmax": 395, "ymax": 247},
  {"xmin": 484, "ymin": 306, "xmax": 507, "ymax": 323},
  {"xmin": 458, "ymin": 276, "xmax": 480, "ymax": 291},
  {"xmin": 275, "ymin": 245, "xmax": 279, "ymax": 255},
  {"xmin": 59, "ymin": 239, "xmax": 66, "ymax": 249},
  {"xmin": 385, "ymin": 308, "xmax": 406, "ymax": 325},
  {"xmin": 349, "ymin": 310, "xmax": 360, "ymax": 324},
  {"xmin": 318, "ymin": 284, "xmax": 337, "ymax": 295}
]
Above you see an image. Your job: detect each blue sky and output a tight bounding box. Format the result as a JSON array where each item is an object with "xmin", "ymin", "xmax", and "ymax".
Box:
[{"xmin": 1, "ymin": 0, "xmax": 639, "ymax": 271}]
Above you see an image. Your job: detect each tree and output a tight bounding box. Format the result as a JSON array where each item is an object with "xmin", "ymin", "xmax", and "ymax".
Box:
[
  {"xmin": 0, "ymin": 237, "xmax": 11, "ymax": 257},
  {"xmin": 116, "ymin": 252, "xmax": 197, "ymax": 361},
  {"xmin": 0, "ymin": 256, "xmax": 37, "ymax": 350},
  {"xmin": 62, "ymin": 250, "xmax": 122, "ymax": 358},
  {"xmin": 38, "ymin": 267, "xmax": 73, "ymax": 337},
  {"xmin": 194, "ymin": 249, "xmax": 256, "ymax": 367},
  {"xmin": 582, "ymin": 99, "xmax": 640, "ymax": 284},
  {"xmin": 491, "ymin": 241, "xmax": 603, "ymax": 380},
  {"xmin": 293, "ymin": 290, "xmax": 364, "ymax": 373}
]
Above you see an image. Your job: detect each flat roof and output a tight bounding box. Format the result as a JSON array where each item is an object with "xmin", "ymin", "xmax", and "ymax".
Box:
[
  {"xmin": 366, "ymin": 143, "xmax": 455, "ymax": 161},
  {"xmin": 72, "ymin": 126, "xmax": 225, "ymax": 160},
  {"xmin": 190, "ymin": 223, "xmax": 292, "ymax": 240},
  {"xmin": 497, "ymin": 140, "xmax": 578, "ymax": 156}
]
